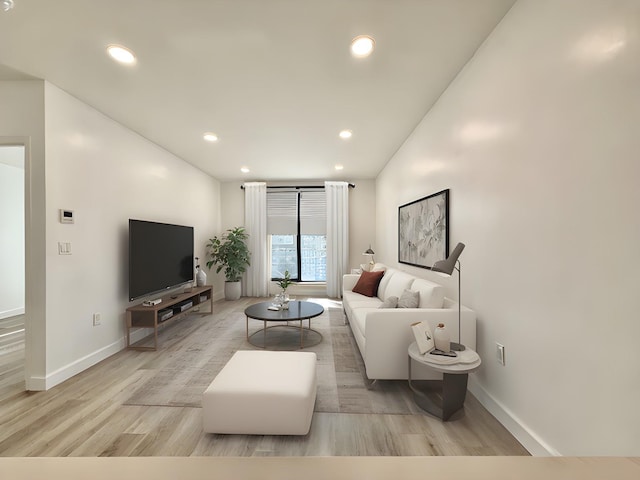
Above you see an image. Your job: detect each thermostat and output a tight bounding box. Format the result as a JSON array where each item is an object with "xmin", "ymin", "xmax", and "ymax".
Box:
[{"xmin": 60, "ymin": 209, "xmax": 74, "ymax": 224}]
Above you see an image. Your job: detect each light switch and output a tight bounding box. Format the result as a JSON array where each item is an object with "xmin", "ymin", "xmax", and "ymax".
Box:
[
  {"xmin": 496, "ymin": 343, "xmax": 505, "ymax": 366},
  {"xmin": 58, "ymin": 242, "xmax": 72, "ymax": 255}
]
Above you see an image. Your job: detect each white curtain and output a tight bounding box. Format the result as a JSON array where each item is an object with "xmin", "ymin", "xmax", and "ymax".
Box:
[
  {"xmin": 325, "ymin": 181, "xmax": 349, "ymax": 298},
  {"xmin": 243, "ymin": 182, "xmax": 268, "ymax": 297}
]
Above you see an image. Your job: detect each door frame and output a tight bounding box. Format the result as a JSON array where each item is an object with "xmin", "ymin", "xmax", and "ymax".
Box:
[{"xmin": 0, "ymin": 137, "xmax": 31, "ymax": 389}]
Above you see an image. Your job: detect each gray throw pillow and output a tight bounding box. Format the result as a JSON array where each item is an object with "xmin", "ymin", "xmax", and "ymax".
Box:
[
  {"xmin": 378, "ymin": 296, "xmax": 398, "ymax": 309},
  {"xmin": 397, "ymin": 289, "xmax": 419, "ymax": 308}
]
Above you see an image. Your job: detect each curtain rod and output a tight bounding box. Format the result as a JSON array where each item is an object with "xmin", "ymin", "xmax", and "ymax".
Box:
[{"xmin": 240, "ymin": 183, "xmax": 355, "ymax": 189}]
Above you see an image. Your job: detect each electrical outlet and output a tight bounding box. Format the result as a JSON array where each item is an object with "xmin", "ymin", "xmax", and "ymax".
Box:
[
  {"xmin": 93, "ymin": 313, "xmax": 101, "ymax": 326},
  {"xmin": 496, "ymin": 343, "xmax": 505, "ymax": 365}
]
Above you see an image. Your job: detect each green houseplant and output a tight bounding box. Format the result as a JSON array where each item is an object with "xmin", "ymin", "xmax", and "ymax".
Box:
[
  {"xmin": 206, "ymin": 227, "xmax": 250, "ymax": 300},
  {"xmin": 277, "ymin": 270, "xmax": 292, "ymax": 293},
  {"xmin": 275, "ymin": 269, "xmax": 293, "ymax": 309}
]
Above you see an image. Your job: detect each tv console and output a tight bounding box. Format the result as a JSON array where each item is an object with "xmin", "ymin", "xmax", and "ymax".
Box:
[{"xmin": 125, "ymin": 285, "xmax": 213, "ymax": 351}]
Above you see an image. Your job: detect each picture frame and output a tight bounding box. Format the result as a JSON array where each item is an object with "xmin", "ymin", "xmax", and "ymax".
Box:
[
  {"xmin": 411, "ymin": 321, "xmax": 435, "ymax": 354},
  {"xmin": 398, "ymin": 189, "xmax": 449, "ymax": 269}
]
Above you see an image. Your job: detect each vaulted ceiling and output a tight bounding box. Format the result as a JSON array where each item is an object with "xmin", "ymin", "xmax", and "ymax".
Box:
[{"xmin": 0, "ymin": 0, "xmax": 516, "ymax": 181}]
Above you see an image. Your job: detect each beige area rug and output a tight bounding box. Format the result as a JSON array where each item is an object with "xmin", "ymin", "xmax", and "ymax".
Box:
[{"xmin": 124, "ymin": 303, "xmax": 421, "ymax": 415}]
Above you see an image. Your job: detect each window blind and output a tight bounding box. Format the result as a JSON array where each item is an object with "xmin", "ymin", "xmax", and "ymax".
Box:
[
  {"xmin": 267, "ymin": 189, "xmax": 327, "ymax": 235},
  {"xmin": 267, "ymin": 191, "xmax": 298, "ymax": 235},
  {"xmin": 300, "ymin": 191, "xmax": 326, "ymax": 235}
]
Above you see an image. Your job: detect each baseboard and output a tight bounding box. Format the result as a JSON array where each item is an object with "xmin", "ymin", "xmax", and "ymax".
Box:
[
  {"xmin": 26, "ymin": 319, "xmax": 203, "ymax": 391},
  {"xmin": 25, "ymin": 375, "xmax": 46, "ymax": 391},
  {"xmin": 468, "ymin": 377, "xmax": 561, "ymax": 456},
  {"xmin": 0, "ymin": 307, "xmax": 25, "ymax": 320},
  {"xmin": 26, "ymin": 335, "xmax": 132, "ymax": 391}
]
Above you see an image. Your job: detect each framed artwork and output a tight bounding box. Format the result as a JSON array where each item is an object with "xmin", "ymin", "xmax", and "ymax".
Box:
[{"xmin": 398, "ymin": 189, "xmax": 449, "ymax": 269}]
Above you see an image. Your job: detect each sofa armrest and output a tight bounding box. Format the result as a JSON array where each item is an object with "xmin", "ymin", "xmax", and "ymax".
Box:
[
  {"xmin": 362, "ymin": 305, "xmax": 476, "ymax": 380},
  {"xmin": 342, "ymin": 274, "xmax": 360, "ymax": 293}
]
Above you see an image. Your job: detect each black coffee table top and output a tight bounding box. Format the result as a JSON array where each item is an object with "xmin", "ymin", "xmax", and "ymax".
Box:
[{"xmin": 244, "ymin": 300, "xmax": 324, "ymax": 322}]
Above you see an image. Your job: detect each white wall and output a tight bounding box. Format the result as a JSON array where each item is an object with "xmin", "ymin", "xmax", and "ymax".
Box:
[
  {"xmin": 0, "ymin": 149, "xmax": 25, "ymax": 319},
  {"xmin": 220, "ymin": 180, "xmax": 375, "ymax": 296},
  {"xmin": 348, "ymin": 180, "xmax": 376, "ymax": 272},
  {"xmin": 375, "ymin": 0, "xmax": 640, "ymax": 456},
  {"xmin": 41, "ymin": 83, "xmax": 220, "ymax": 388}
]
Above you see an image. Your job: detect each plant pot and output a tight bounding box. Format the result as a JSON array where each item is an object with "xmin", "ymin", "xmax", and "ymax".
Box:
[{"xmin": 224, "ymin": 281, "xmax": 241, "ymax": 301}]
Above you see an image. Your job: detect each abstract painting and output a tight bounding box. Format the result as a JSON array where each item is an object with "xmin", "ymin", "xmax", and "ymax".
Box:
[{"xmin": 398, "ymin": 189, "xmax": 449, "ymax": 269}]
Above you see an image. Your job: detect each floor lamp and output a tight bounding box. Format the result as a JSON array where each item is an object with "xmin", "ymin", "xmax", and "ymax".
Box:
[{"xmin": 431, "ymin": 242, "xmax": 466, "ymax": 351}]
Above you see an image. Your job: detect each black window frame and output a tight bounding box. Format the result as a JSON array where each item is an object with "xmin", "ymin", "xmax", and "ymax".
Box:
[{"xmin": 270, "ymin": 190, "xmax": 326, "ymax": 283}]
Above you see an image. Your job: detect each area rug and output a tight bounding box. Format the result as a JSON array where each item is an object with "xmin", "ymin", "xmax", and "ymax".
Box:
[{"xmin": 123, "ymin": 304, "xmax": 420, "ymax": 415}]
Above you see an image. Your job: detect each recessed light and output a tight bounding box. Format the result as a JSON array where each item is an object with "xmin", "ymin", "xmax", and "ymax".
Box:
[
  {"xmin": 334, "ymin": 164, "xmax": 344, "ymax": 171},
  {"xmin": 339, "ymin": 130, "xmax": 352, "ymax": 139},
  {"xmin": 350, "ymin": 35, "xmax": 375, "ymax": 58},
  {"xmin": 106, "ymin": 44, "xmax": 137, "ymax": 65},
  {"xmin": 240, "ymin": 167, "xmax": 250, "ymax": 173},
  {"xmin": 203, "ymin": 132, "xmax": 218, "ymax": 142},
  {"xmin": 2, "ymin": 0, "xmax": 15, "ymax": 12}
]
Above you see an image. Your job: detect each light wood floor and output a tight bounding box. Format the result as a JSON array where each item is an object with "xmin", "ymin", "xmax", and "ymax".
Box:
[
  {"xmin": 0, "ymin": 314, "xmax": 25, "ymax": 391},
  {"xmin": 0, "ymin": 299, "xmax": 529, "ymax": 457}
]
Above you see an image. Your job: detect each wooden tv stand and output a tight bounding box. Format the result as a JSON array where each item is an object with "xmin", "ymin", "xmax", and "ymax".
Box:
[{"xmin": 125, "ymin": 285, "xmax": 213, "ymax": 351}]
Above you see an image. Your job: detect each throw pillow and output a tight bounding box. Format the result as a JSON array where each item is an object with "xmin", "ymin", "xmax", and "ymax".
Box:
[
  {"xmin": 352, "ymin": 270, "xmax": 385, "ymax": 297},
  {"xmin": 378, "ymin": 296, "xmax": 398, "ymax": 308},
  {"xmin": 397, "ymin": 289, "xmax": 420, "ymax": 308}
]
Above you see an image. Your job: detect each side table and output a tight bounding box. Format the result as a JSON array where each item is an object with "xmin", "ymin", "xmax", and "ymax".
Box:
[{"xmin": 407, "ymin": 342, "xmax": 481, "ymax": 421}]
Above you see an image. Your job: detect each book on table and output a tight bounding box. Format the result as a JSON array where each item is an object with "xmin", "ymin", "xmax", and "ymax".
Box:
[{"xmin": 411, "ymin": 321, "xmax": 435, "ymax": 354}]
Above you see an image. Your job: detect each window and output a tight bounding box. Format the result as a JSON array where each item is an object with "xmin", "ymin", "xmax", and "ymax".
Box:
[{"xmin": 268, "ymin": 190, "xmax": 326, "ymax": 282}]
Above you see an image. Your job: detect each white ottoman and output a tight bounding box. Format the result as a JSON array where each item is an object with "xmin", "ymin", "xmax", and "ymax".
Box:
[{"xmin": 202, "ymin": 350, "xmax": 317, "ymax": 435}]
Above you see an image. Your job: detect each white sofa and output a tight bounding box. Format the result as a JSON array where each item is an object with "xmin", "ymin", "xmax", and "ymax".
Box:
[{"xmin": 342, "ymin": 264, "xmax": 476, "ymax": 380}]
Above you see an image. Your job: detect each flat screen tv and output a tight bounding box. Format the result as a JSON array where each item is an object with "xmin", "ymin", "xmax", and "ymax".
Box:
[{"xmin": 129, "ymin": 219, "xmax": 194, "ymax": 301}]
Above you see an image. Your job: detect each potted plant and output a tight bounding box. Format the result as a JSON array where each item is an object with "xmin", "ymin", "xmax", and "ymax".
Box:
[
  {"xmin": 206, "ymin": 227, "xmax": 250, "ymax": 300},
  {"xmin": 275, "ymin": 270, "xmax": 293, "ymax": 309},
  {"xmin": 277, "ymin": 270, "xmax": 292, "ymax": 294}
]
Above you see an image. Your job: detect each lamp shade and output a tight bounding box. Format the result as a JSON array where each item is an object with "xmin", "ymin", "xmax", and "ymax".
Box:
[
  {"xmin": 431, "ymin": 242, "xmax": 465, "ymax": 275},
  {"xmin": 363, "ymin": 247, "xmax": 375, "ymax": 255}
]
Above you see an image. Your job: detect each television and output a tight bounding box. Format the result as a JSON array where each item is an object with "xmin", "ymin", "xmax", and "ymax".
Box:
[{"xmin": 128, "ymin": 219, "xmax": 194, "ymax": 301}]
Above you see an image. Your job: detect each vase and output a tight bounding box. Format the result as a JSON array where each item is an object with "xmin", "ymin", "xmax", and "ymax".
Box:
[
  {"xmin": 434, "ymin": 323, "xmax": 450, "ymax": 352},
  {"xmin": 281, "ymin": 292, "xmax": 290, "ymax": 309},
  {"xmin": 273, "ymin": 293, "xmax": 283, "ymax": 307},
  {"xmin": 196, "ymin": 267, "xmax": 207, "ymax": 287}
]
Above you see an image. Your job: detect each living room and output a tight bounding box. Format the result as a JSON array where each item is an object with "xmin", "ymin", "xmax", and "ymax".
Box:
[{"xmin": 0, "ymin": 0, "xmax": 639, "ymax": 476}]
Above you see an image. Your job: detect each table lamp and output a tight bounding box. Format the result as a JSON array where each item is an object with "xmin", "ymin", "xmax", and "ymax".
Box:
[{"xmin": 362, "ymin": 245, "xmax": 375, "ymax": 271}]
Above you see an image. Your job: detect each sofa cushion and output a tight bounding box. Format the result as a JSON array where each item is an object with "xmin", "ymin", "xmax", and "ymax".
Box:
[
  {"xmin": 378, "ymin": 270, "xmax": 415, "ymax": 300},
  {"xmin": 343, "ymin": 289, "xmax": 380, "ymax": 303},
  {"xmin": 348, "ymin": 298, "xmax": 383, "ymax": 310},
  {"xmin": 378, "ymin": 296, "xmax": 398, "ymax": 308},
  {"xmin": 352, "ymin": 270, "xmax": 384, "ymax": 297},
  {"xmin": 397, "ymin": 289, "xmax": 420, "ymax": 308},
  {"xmin": 411, "ymin": 278, "xmax": 445, "ymax": 308},
  {"xmin": 376, "ymin": 268, "xmax": 395, "ymax": 299}
]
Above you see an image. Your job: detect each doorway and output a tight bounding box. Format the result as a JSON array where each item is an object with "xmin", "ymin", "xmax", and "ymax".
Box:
[{"xmin": 0, "ymin": 145, "xmax": 25, "ymax": 388}]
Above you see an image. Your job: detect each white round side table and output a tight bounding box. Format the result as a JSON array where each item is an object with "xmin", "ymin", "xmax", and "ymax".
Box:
[{"xmin": 408, "ymin": 342, "xmax": 481, "ymax": 421}]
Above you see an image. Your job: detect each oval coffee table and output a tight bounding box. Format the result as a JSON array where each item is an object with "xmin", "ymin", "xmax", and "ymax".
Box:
[{"xmin": 244, "ymin": 300, "xmax": 324, "ymax": 350}]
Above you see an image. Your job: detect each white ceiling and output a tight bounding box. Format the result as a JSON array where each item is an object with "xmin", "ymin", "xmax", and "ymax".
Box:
[{"xmin": 0, "ymin": 0, "xmax": 516, "ymax": 182}]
